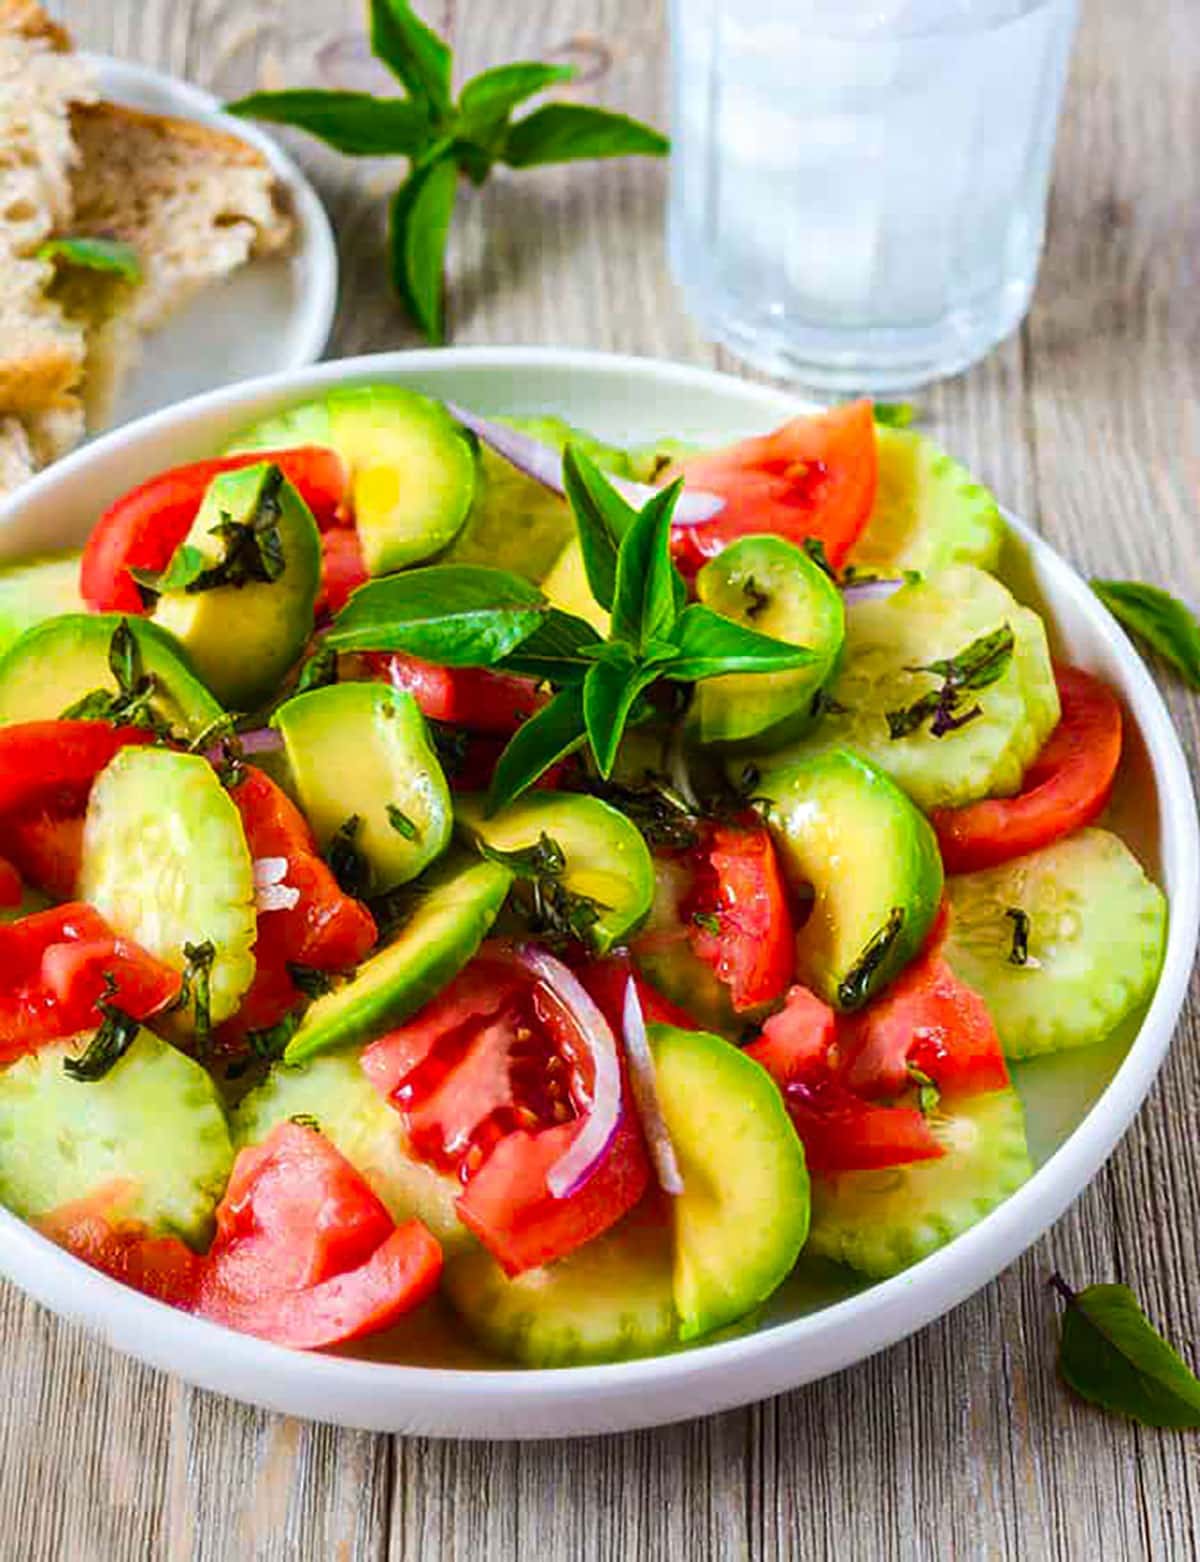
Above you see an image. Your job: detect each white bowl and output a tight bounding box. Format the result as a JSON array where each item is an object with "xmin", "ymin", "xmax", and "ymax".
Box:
[
  {"xmin": 0, "ymin": 348, "xmax": 1195, "ymax": 1439},
  {"xmin": 80, "ymin": 56, "xmax": 338, "ymax": 431}
]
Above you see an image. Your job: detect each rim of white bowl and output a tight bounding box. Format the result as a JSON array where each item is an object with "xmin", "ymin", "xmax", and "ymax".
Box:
[{"xmin": 0, "ymin": 348, "xmax": 1195, "ymax": 1436}]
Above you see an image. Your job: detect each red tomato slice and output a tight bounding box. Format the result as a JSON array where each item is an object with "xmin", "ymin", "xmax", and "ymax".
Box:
[
  {"xmin": 669, "ymin": 400, "xmax": 878, "ymax": 575},
  {"xmin": 838, "ymin": 948, "xmax": 1011, "ymax": 1101},
  {"xmin": 0, "ymin": 721, "xmax": 155, "ymax": 817},
  {"xmin": 930, "ymin": 665, "xmax": 1123, "ymax": 873},
  {"xmin": 1, "ymin": 811, "xmax": 85, "ymax": 902},
  {"xmin": 746, "ymin": 984, "xmax": 944, "ymax": 1174},
  {"xmin": 0, "ymin": 903, "xmax": 181, "ymax": 1062},
  {"xmin": 81, "ymin": 447, "xmax": 348, "ymax": 614},
  {"xmin": 196, "ymin": 1123, "xmax": 442, "ymax": 1348},
  {"xmin": 0, "ymin": 855, "xmax": 22, "ymax": 908},
  {"xmin": 370, "ymin": 652, "xmax": 545, "ymax": 735},
  {"xmin": 363, "ymin": 947, "xmax": 650, "ymax": 1275},
  {"xmin": 680, "ymin": 822, "xmax": 795, "ymax": 1011},
  {"xmin": 316, "ymin": 527, "xmax": 369, "ymax": 618},
  {"xmin": 37, "ymin": 1184, "xmax": 203, "ymax": 1308}
]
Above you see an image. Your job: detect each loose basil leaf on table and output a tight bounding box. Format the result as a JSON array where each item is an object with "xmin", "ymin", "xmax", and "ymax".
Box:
[
  {"xmin": 501, "ymin": 104, "xmax": 669, "ymax": 168},
  {"xmin": 219, "ymin": 89, "xmax": 429, "ymax": 155},
  {"xmin": 389, "ymin": 154, "xmax": 459, "ymax": 344},
  {"xmin": 369, "ymin": 0, "xmax": 452, "ymax": 115},
  {"xmin": 1053, "ymin": 1274, "xmax": 1200, "ymax": 1428},
  {"xmin": 1091, "ymin": 579, "xmax": 1200, "ymax": 689}
]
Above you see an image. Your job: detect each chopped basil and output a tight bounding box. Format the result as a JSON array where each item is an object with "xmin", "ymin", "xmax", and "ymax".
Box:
[
  {"xmin": 60, "ymin": 619, "xmax": 176, "ymax": 740},
  {"xmin": 741, "ymin": 575, "xmax": 770, "ymax": 621},
  {"xmin": 326, "ymin": 814, "xmax": 372, "ymax": 899},
  {"xmin": 692, "ymin": 910, "xmax": 722, "ymax": 935},
  {"xmin": 289, "ymin": 1112, "xmax": 322, "ymax": 1132},
  {"xmin": 386, "ymin": 802, "xmax": 420, "ymax": 841},
  {"xmin": 837, "ymin": 907, "xmax": 906, "ymax": 1010},
  {"xmin": 580, "ymin": 775, "xmax": 699, "ymax": 849},
  {"xmin": 295, "ymin": 644, "xmax": 338, "ymax": 694},
  {"xmin": 477, "ymin": 830, "xmax": 607, "ymax": 947},
  {"xmin": 907, "ymin": 1062, "xmax": 941, "ymax": 1118},
  {"xmin": 63, "ymin": 978, "xmax": 140, "ymax": 1082},
  {"xmin": 886, "ymin": 623, "xmax": 1015, "ymax": 740},
  {"xmin": 802, "ymin": 537, "xmax": 837, "ymax": 581},
  {"xmin": 1006, "ymin": 907, "xmax": 1031, "ymax": 966}
]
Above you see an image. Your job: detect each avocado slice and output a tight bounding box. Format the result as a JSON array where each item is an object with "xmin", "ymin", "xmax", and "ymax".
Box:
[
  {"xmin": 227, "ymin": 385, "xmax": 476, "ymax": 576},
  {"xmin": 541, "ymin": 537, "xmax": 610, "ymax": 636},
  {"xmin": 151, "ymin": 462, "xmax": 321, "ymax": 710},
  {"xmin": 273, "ymin": 681, "xmax": 452, "ymax": 893},
  {"xmin": 0, "ymin": 613, "xmax": 223, "ymax": 737},
  {"xmin": 454, "ymin": 790, "xmax": 654, "ymax": 955},
  {"xmin": 283, "ymin": 854, "xmax": 513, "ymax": 1065},
  {"xmin": 692, "ymin": 535, "xmax": 845, "ymax": 750},
  {"xmin": 755, "ymin": 748, "xmax": 943, "ymax": 1011},
  {"xmin": 649, "ymin": 1024, "xmax": 809, "ymax": 1340},
  {"xmin": 0, "ymin": 552, "xmax": 84, "ymax": 658}
]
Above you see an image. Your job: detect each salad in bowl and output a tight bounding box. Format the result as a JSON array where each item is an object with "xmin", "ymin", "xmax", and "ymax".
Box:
[{"xmin": 0, "ymin": 376, "xmax": 1170, "ymax": 1371}]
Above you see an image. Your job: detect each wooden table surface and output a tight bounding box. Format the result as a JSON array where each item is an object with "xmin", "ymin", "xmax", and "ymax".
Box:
[{"xmin": 9, "ymin": 1, "xmax": 1200, "ymax": 1557}]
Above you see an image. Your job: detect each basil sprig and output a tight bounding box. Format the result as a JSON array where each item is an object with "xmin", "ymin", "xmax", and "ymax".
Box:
[
  {"xmin": 38, "ymin": 235, "xmax": 142, "ymax": 284},
  {"xmin": 227, "ymin": 0, "xmax": 667, "ymax": 342},
  {"xmin": 1052, "ymin": 1273, "xmax": 1200, "ymax": 1428},
  {"xmin": 324, "ymin": 445, "xmax": 815, "ymax": 812},
  {"xmin": 1091, "ymin": 579, "xmax": 1200, "ymax": 689}
]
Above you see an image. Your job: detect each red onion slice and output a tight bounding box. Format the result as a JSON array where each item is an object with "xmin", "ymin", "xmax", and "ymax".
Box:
[
  {"xmin": 621, "ymin": 977, "xmax": 685, "ymax": 1196},
  {"xmin": 841, "ymin": 577, "xmax": 906, "ymax": 604},
  {"xmin": 514, "ymin": 944, "xmax": 623, "ymax": 1200},
  {"xmin": 204, "ymin": 726, "xmax": 284, "ymax": 766},
  {"xmin": 444, "ymin": 400, "xmax": 725, "ymax": 527}
]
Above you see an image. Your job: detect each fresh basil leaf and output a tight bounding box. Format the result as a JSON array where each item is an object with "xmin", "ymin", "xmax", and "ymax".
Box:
[
  {"xmin": 497, "ymin": 608, "xmax": 602, "ymax": 685},
  {"xmin": 583, "ymin": 659, "xmax": 659, "ymax": 779},
  {"xmin": 225, "ymin": 90, "xmax": 430, "ymax": 155},
  {"xmin": 370, "ymin": 0, "xmax": 453, "ymax": 116},
  {"xmin": 487, "ymin": 685, "xmax": 587, "ymax": 813},
  {"xmin": 502, "ymin": 103, "xmax": 669, "ymax": 168},
  {"xmin": 1053, "ymin": 1275, "xmax": 1200, "ymax": 1428},
  {"xmin": 458, "ymin": 62, "xmax": 576, "ymax": 134},
  {"xmin": 327, "ymin": 565, "xmax": 546, "ymax": 663},
  {"xmin": 295, "ymin": 644, "xmax": 338, "ymax": 694},
  {"xmin": 873, "ymin": 401, "xmax": 917, "ymax": 428},
  {"xmin": 389, "ymin": 154, "xmax": 458, "ymax": 344},
  {"xmin": 38, "ymin": 235, "xmax": 142, "ymax": 283},
  {"xmin": 130, "ymin": 544, "xmax": 206, "ymax": 596},
  {"xmin": 887, "ymin": 623, "xmax": 1015, "ymax": 739},
  {"xmin": 610, "ymin": 480, "xmax": 683, "ymax": 653},
  {"xmin": 561, "ymin": 443, "xmax": 638, "ymax": 612},
  {"xmin": 1091, "ymin": 580, "xmax": 1200, "ymax": 689},
  {"xmin": 64, "ymin": 976, "xmax": 141, "ymax": 1083},
  {"xmin": 661, "ymin": 604, "xmax": 817, "ymax": 682}
]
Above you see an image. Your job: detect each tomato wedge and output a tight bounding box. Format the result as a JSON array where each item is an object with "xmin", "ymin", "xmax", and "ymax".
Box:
[
  {"xmin": 678, "ymin": 821, "xmax": 795, "ymax": 1011},
  {"xmin": 37, "ymin": 1184, "xmax": 203, "ymax": 1308},
  {"xmin": 196, "ymin": 1123, "xmax": 442, "ymax": 1349},
  {"xmin": 363, "ymin": 947, "xmax": 650, "ymax": 1275},
  {"xmin": 930, "ymin": 665, "xmax": 1123, "ymax": 873},
  {"xmin": 317, "ymin": 526, "xmax": 369, "ymax": 618},
  {"xmin": 669, "ymin": 400, "xmax": 878, "ymax": 575},
  {"xmin": 369, "ymin": 652, "xmax": 545, "ymax": 736},
  {"xmin": 216, "ymin": 768, "xmax": 377, "ymax": 1049},
  {"xmin": 81, "ymin": 447, "xmax": 348, "ymax": 614},
  {"xmin": 0, "ymin": 855, "xmax": 22, "ymax": 908},
  {"xmin": 0, "ymin": 903, "xmax": 182, "ymax": 1062}
]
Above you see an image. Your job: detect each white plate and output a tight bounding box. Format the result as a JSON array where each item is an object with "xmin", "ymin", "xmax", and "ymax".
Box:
[
  {"xmin": 80, "ymin": 57, "xmax": 337, "ymax": 430},
  {"xmin": 0, "ymin": 348, "xmax": 1195, "ymax": 1439}
]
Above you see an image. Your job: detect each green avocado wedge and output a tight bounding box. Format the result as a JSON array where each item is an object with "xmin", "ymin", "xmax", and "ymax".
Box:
[
  {"xmin": 0, "ymin": 552, "xmax": 84, "ymax": 657},
  {"xmin": 150, "ymin": 462, "xmax": 321, "ymax": 710},
  {"xmin": 754, "ymin": 748, "xmax": 943, "ymax": 1011},
  {"xmin": 0, "ymin": 612, "xmax": 223, "ymax": 737},
  {"xmin": 454, "ymin": 790, "xmax": 655, "ymax": 955},
  {"xmin": 649, "ymin": 1024, "xmax": 809, "ymax": 1340},
  {"xmin": 273, "ymin": 682, "xmax": 453, "ymax": 892},
  {"xmin": 283, "ymin": 854, "xmax": 513, "ymax": 1065},
  {"xmin": 226, "ymin": 384, "xmax": 476, "ymax": 576}
]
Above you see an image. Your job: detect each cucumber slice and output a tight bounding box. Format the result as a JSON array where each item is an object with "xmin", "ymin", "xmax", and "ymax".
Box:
[
  {"xmin": 649, "ymin": 1024, "xmax": 809, "ymax": 1340},
  {"xmin": 943, "ymin": 829, "xmax": 1167, "ymax": 1059},
  {"xmin": 806, "ymin": 1089, "xmax": 1033, "ymax": 1279},
  {"xmin": 0, "ymin": 613, "xmax": 223, "ymax": 737},
  {"xmin": 811, "ymin": 566, "xmax": 1060, "ymax": 811},
  {"xmin": 274, "ymin": 682, "xmax": 452, "ymax": 892},
  {"xmin": 151, "ymin": 463, "xmax": 321, "ymax": 710},
  {"xmin": 692, "ymin": 535, "xmax": 845, "ymax": 750},
  {"xmin": 756, "ymin": 748, "xmax": 943, "ymax": 1011},
  {"xmin": 455, "ymin": 791, "xmax": 655, "ymax": 955},
  {"xmin": 443, "ymin": 415, "xmax": 633, "ymax": 583},
  {"xmin": 284, "ymin": 853, "xmax": 512, "ymax": 1064},
  {"xmin": 443, "ymin": 1201, "xmax": 677, "ymax": 1366},
  {"xmin": 232, "ymin": 1052, "xmax": 466, "ymax": 1250},
  {"xmin": 847, "ymin": 427, "xmax": 1004, "ymax": 576},
  {"xmin": 0, "ymin": 1028, "xmax": 233, "ymax": 1246},
  {"xmin": 79, "ymin": 748, "xmax": 256, "ymax": 1027},
  {"xmin": 228, "ymin": 386, "xmax": 476, "ymax": 576},
  {"xmin": 0, "ymin": 552, "xmax": 84, "ymax": 657}
]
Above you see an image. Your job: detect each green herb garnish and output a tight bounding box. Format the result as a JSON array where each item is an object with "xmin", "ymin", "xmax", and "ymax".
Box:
[
  {"xmin": 1051, "ymin": 1273, "xmax": 1200, "ymax": 1428},
  {"xmin": 741, "ymin": 576, "xmax": 770, "ymax": 621},
  {"xmin": 1006, "ymin": 907, "xmax": 1031, "ymax": 966},
  {"xmin": 386, "ymin": 802, "xmax": 419, "ymax": 840},
  {"xmin": 477, "ymin": 830, "xmax": 606, "ymax": 948},
  {"xmin": 178, "ymin": 940, "xmax": 217, "ymax": 1053},
  {"xmin": 837, "ymin": 907, "xmax": 905, "ymax": 1010},
  {"xmin": 245, "ymin": 1011, "xmax": 303, "ymax": 1063},
  {"xmin": 1091, "ymin": 580, "xmax": 1200, "ymax": 689},
  {"xmin": 326, "ymin": 814, "xmax": 372, "ymax": 899},
  {"xmin": 60, "ymin": 619, "xmax": 176, "ymax": 739},
  {"xmin": 132, "ymin": 466, "xmax": 287, "ymax": 596},
  {"xmin": 802, "ymin": 537, "xmax": 837, "ymax": 582},
  {"xmin": 692, "ymin": 910, "xmax": 722, "ymax": 935},
  {"xmin": 295, "ymin": 644, "xmax": 338, "ymax": 694},
  {"xmin": 580, "ymin": 776, "xmax": 700, "ymax": 850},
  {"xmin": 63, "ymin": 977, "xmax": 140, "ymax": 1082},
  {"xmin": 226, "ymin": 0, "xmax": 667, "ymax": 343},
  {"xmin": 289, "ymin": 1113, "xmax": 322, "ymax": 1132},
  {"xmin": 38, "ymin": 235, "xmax": 142, "ymax": 283},
  {"xmin": 287, "ymin": 964, "xmax": 340, "ymax": 1000},
  {"xmin": 906, "ymin": 1062, "xmax": 940, "ymax": 1118},
  {"xmin": 886, "ymin": 624, "xmax": 1015, "ymax": 740}
]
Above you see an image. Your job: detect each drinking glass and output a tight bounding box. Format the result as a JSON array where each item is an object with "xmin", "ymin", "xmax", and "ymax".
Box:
[{"xmin": 667, "ymin": 0, "xmax": 1080, "ymax": 390}]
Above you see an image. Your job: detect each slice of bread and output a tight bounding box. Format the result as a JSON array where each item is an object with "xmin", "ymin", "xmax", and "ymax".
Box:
[{"xmin": 65, "ymin": 101, "xmax": 295, "ymax": 422}]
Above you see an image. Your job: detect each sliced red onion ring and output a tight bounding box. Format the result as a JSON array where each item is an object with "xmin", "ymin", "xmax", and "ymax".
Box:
[
  {"xmin": 621, "ymin": 977, "xmax": 684, "ymax": 1196},
  {"xmin": 204, "ymin": 725, "xmax": 284, "ymax": 766},
  {"xmin": 444, "ymin": 400, "xmax": 726, "ymax": 527},
  {"xmin": 514, "ymin": 944, "xmax": 623, "ymax": 1200},
  {"xmin": 841, "ymin": 577, "xmax": 906, "ymax": 604}
]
